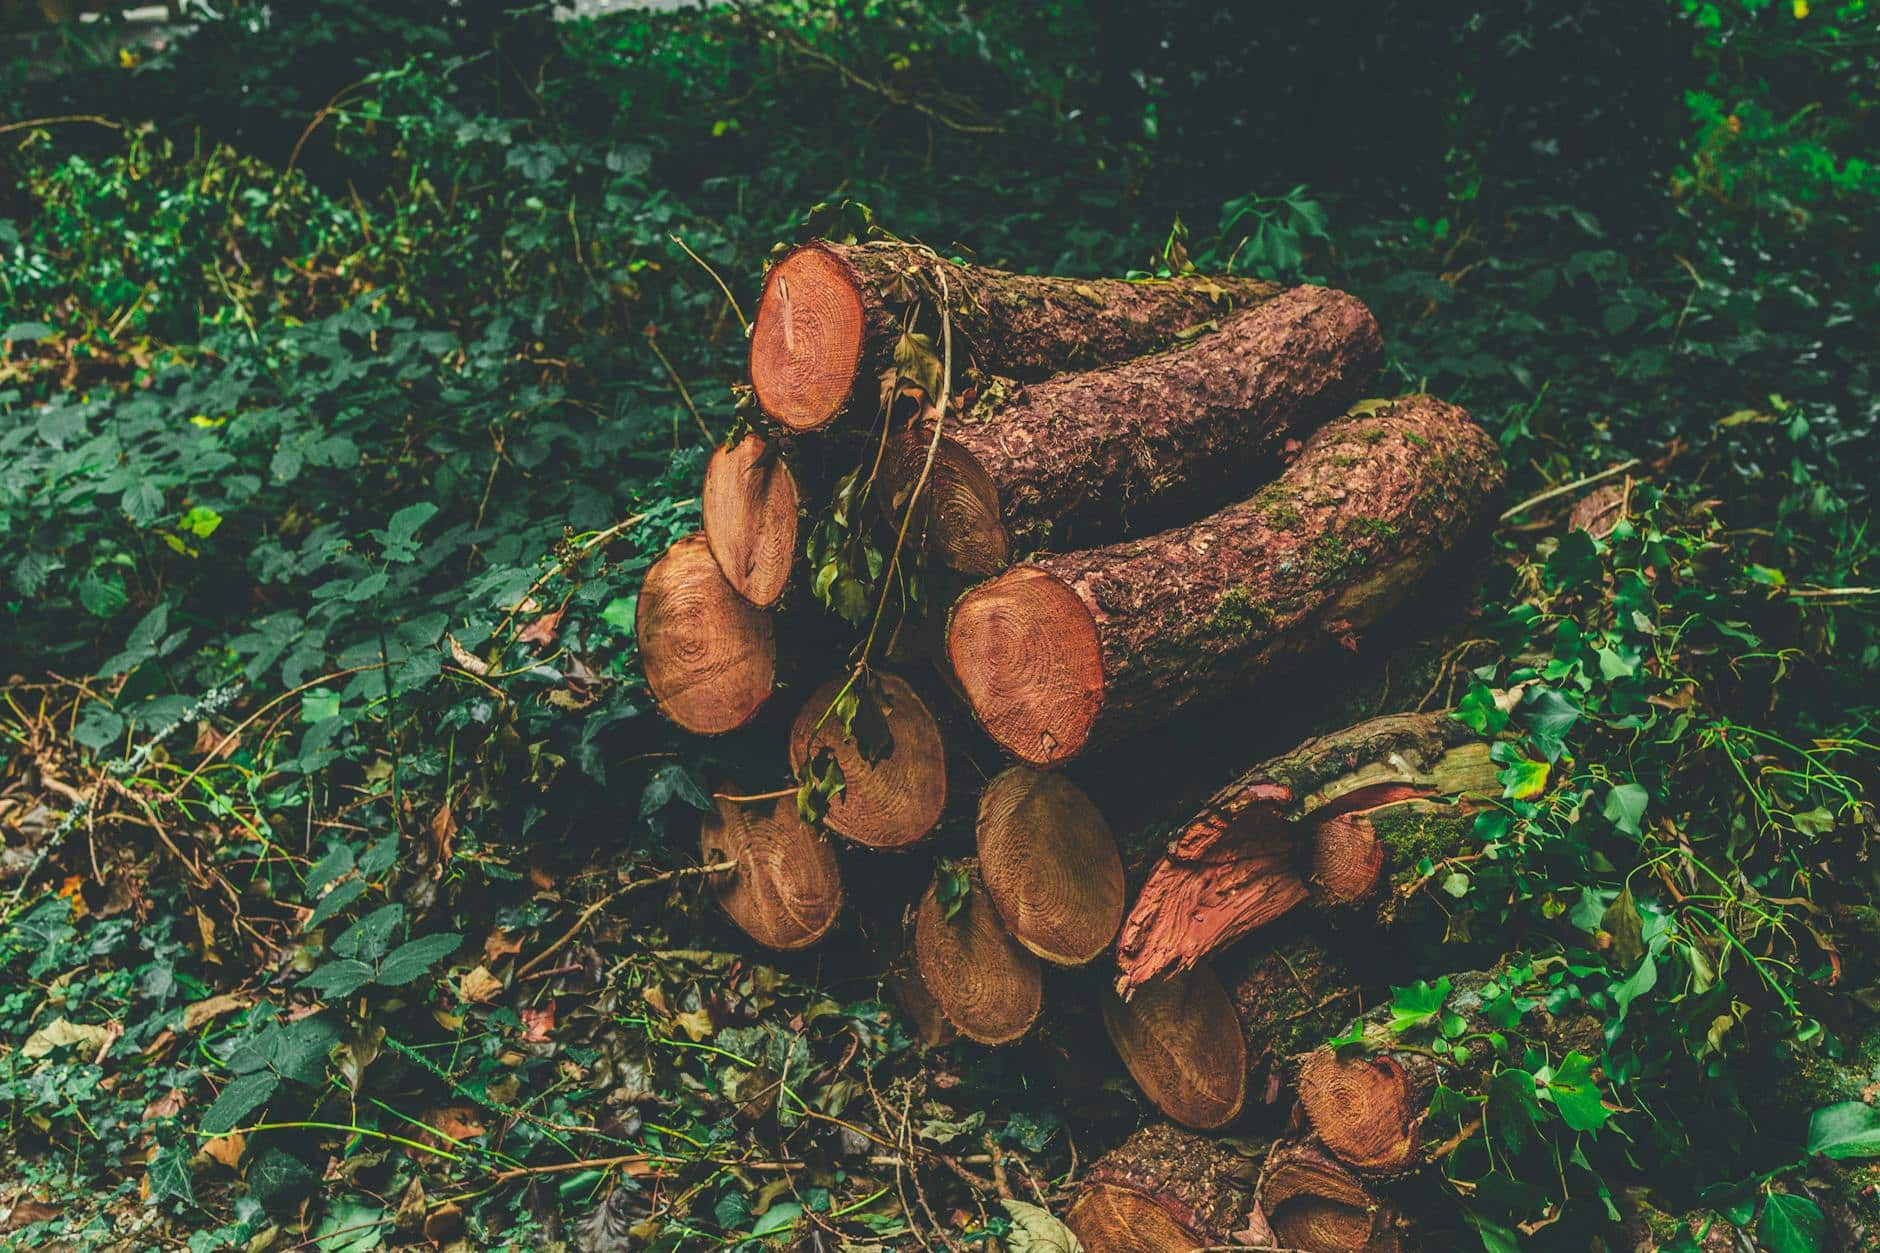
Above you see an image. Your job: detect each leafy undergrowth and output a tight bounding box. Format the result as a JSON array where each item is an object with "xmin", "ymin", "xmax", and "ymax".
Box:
[{"xmin": 1, "ymin": 1, "xmax": 1875, "ymax": 1249}]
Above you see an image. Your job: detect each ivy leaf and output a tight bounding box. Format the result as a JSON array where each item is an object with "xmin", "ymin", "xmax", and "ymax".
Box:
[
  {"xmin": 936, "ymin": 860, "xmax": 972, "ymax": 922},
  {"xmin": 375, "ymin": 933, "xmax": 462, "ymax": 986},
  {"xmin": 1806, "ymin": 1101, "xmax": 1880, "ymax": 1159},
  {"xmin": 1757, "ymin": 1193, "xmax": 1825, "ymax": 1253},
  {"xmin": 1544, "ymin": 1051, "xmax": 1610, "ymax": 1132},
  {"xmin": 1499, "ymin": 757, "xmax": 1550, "ymax": 800},
  {"xmin": 1455, "ymin": 681, "xmax": 1509, "ymax": 736},
  {"xmin": 247, "ymin": 1147, "xmax": 318, "ymax": 1212},
  {"xmin": 1603, "ymin": 782, "xmax": 1649, "ymax": 837},
  {"xmin": 640, "ymin": 763, "xmax": 712, "ymax": 829},
  {"xmin": 1486, "ymin": 1068, "xmax": 1544, "ymax": 1153},
  {"xmin": 1519, "ymin": 686, "xmax": 1581, "ymax": 763},
  {"xmin": 200, "ymin": 1070, "xmax": 279, "ymax": 1135},
  {"xmin": 147, "ymin": 1142, "xmax": 196, "ymax": 1207},
  {"xmin": 1388, "ymin": 977, "xmax": 1451, "ymax": 1035}
]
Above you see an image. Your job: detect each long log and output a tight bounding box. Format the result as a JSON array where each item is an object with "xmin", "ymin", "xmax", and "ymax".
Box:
[
  {"xmin": 1117, "ymin": 712, "xmax": 1497, "ymax": 992},
  {"xmin": 749, "ymin": 240, "xmax": 1282, "ymax": 433},
  {"xmin": 1066, "ymin": 1123, "xmax": 1402, "ymax": 1253},
  {"xmin": 636, "ymin": 533, "xmax": 776, "ymax": 734},
  {"xmin": 882, "ymin": 285, "xmax": 1383, "ymax": 573},
  {"xmin": 947, "ymin": 396, "xmax": 1504, "ymax": 767}
]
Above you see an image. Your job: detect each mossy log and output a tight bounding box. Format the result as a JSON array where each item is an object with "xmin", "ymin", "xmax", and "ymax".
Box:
[
  {"xmin": 1066, "ymin": 1123, "xmax": 1402, "ymax": 1253},
  {"xmin": 1293, "ymin": 963, "xmax": 1604, "ymax": 1177},
  {"xmin": 1230, "ymin": 931, "xmax": 1378, "ymax": 1110},
  {"xmin": 947, "ymin": 397, "xmax": 1504, "ymax": 768},
  {"xmin": 881, "ymin": 285, "xmax": 1383, "ymax": 574},
  {"xmin": 1117, "ymin": 711, "xmax": 1498, "ymax": 992},
  {"xmin": 749, "ymin": 240, "xmax": 1281, "ymax": 433}
]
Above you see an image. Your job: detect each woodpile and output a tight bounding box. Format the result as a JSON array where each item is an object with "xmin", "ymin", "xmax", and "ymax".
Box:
[{"xmin": 637, "ymin": 234, "xmax": 1510, "ymax": 1240}]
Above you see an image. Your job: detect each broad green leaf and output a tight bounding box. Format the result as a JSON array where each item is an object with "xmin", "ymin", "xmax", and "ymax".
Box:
[
  {"xmin": 1757, "ymin": 1193, "xmax": 1825, "ymax": 1253},
  {"xmin": 303, "ymin": 843, "xmax": 355, "ymax": 898},
  {"xmin": 600, "ymin": 596, "xmax": 637, "ymax": 632},
  {"xmin": 300, "ymin": 959, "xmax": 375, "ymax": 999},
  {"xmin": 305, "ymin": 878, "xmax": 367, "ymax": 930},
  {"xmin": 147, "ymin": 1142, "xmax": 196, "ymax": 1207},
  {"xmin": 375, "ymin": 933, "xmax": 462, "ymax": 986},
  {"xmin": 1806, "ymin": 1101, "xmax": 1880, "ymax": 1159},
  {"xmin": 247, "ymin": 1147, "xmax": 318, "ymax": 1211},
  {"xmin": 1603, "ymin": 782, "xmax": 1649, "ymax": 837},
  {"xmin": 301, "ymin": 690, "xmax": 341, "ymax": 724},
  {"xmin": 1520, "ymin": 686, "xmax": 1581, "ymax": 763},
  {"xmin": 179, "ymin": 505, "xmax": 223, "ymax": 538},
  {"xmin": 272, "ymin": 1015, "xmax": 342, "ymax": 1085},
  {"xmin": 1455, "ymin": 681, "xmax": 1509, "ymax": 736},
  {"xmin": 751, "ymin": 1201, "xmax": 803, "ymax": 1237},
  {"xmin": 1545, "ymin": 1051, "xmax": 1610, "ymax": 1132},
  {"xmin": 332, "ymin": 904, "xmax": 405, "ymax": 962},
  {"xmin": 1500, "ymin": 757, "xmax": 1550, "ymax": 800},
  {"xmin": 200, "ymin": 1070, "xmax": 278, "ymax": 1135},
  {"xmin": 1388, "ymin": 977, "xmax": 1452, "ymax": 1034}
]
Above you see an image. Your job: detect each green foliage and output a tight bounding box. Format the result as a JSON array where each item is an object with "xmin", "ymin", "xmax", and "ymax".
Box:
[{"xmin": 0, "ymin": 0, "xmax": 1873, "ymax": 1247}]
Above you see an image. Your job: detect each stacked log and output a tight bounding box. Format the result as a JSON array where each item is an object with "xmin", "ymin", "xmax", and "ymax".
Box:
[{"xmin": 635, "ymin": 230, "xmax": 1511, "ymax": 1232}]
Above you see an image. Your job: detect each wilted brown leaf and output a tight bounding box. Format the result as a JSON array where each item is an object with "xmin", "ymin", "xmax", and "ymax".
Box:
[
  {"xmin": 182, "ymin": 992, "xmax": 249, "ymax": 1032},
  {"xmin": 458, "ymin": 965, "xmax": 504, "ymax": 1004},
  {"xmin": 203, "ymin": 1131, "xmax": 246, "ymax": 1170}
]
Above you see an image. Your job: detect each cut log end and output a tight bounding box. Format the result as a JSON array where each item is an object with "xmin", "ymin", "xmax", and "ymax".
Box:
[
  {"xmin": 636, "ymin": 533, "xmax": 775, "ymax": 734},
  {"xmin": 948, "ymin": 566, "xmax": 1102, "ymax": 766},
  {"xmin": 1102, "ymin": 963, "xmax": 1248, "ymax": 1130},
  {"xmin": 702, "ymin": 434, "xmax": 799, "ymax": 608},
  {"xmin": 788, "ymin": 672, "xmax": 946, "ymax": 848},
  {"xmin": 913, "ymin": 861, "xmax": 1043, "ymax": 1045},
  {"xmin": 1264, "ymin": 1142, "xmax": 1399, "ymax": 1253},
  {"xmin": 976, "ymin": 766, "xmax": 1124, "ymax": 965},
  {"xmin": 1309, "ymin": 812, "xmax": 1386, "ymax": 906},
  {"xmin": 700, "ymin": 794, "xmax": 843, "ymax": 951},
  {"xmin": 885, "ymin": 429, "xmax": 1009, "ymax": 575},
  {"xmin": 1064, "ymin": 1184, "xmax": 1206, "ymax": 1253},
  {"xmin": 749, "ymin": 244, "xmax": 866, "ymax": 432},
  {"xmin": 1295, "ymin": 1048, "xmax": 1421, "ymax": 1175}
]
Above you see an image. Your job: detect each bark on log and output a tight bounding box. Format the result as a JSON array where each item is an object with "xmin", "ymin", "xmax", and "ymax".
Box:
[
  {"xmin": 1231, "ymin": 932, "xmax": 1375, "ymax": 1110},
  {"xmin": 701, "ymin": 433, "xmax": 799, "ymax": 609},
  {"xmin": 947, "ymin": 396, "xmax": 1505, "ymax": 768},
  {"xmin": 1067, "ymin": 1124, "xmax": 1403, "ymax": 1253},
  {"xmin": 882, "ymin": 284, "xmax": 1384, "ymax": 573},
  {"xmin": 913, "ymin": 860, "xmax": 1043, "ymax": 1045},
  {"xmin": 1101, "ymin": 961, "xmax": 1247, "ymax": 1130},
  {"xmin": 636, "ymin": 533, "xmax": 775, "ymax": 734},
  {"xmin": 1292, "ymin": 963, "xmax": 1605, "ymax": 1177},
  {"xmin": 1116, "ymin": 711, "xmax": 1496, "ymax": 993},
  {"xmin": 787, "ymin": 671, "xmax": 946, "ymax": 848},
  {"xmin": 975, "ymin": 766, "xmax": 1125, "ymax": 966},
  {"xmin": 749, "ymin": 240, "xmax": 1281, "ymax": 433},
  {"xmin": 698, "ymin": 793, "xmax": 843, "ymax": 950}
]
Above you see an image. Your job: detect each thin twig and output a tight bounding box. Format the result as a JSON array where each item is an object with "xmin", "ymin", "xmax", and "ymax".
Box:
[
  {"xmin": 0, "ymin": 114, "xmax": 122, "ymax": 137},
  {"xmin": 670, "ymin": 234, "xmax": 749, "ymax": 333},
  {"xmin": 1498, "ymin": 458, "xmax": 1642, "ymax": 523},
  {"xmin": 515, "ymin": 859, "xmax": 737, "ymax": 978},
  {"xmin": 644, "ymin": 327, "xmax": 714, "ymax": 445}
]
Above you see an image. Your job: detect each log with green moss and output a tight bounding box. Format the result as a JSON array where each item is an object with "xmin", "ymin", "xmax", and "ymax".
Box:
[
  {"xmin": 748, "ymin": 240, "xmax": 1282, "ymax": 433},
  {"xmin": 946, "ymin": 397, "xmax": 1505, "ymax": 769},
  {"xmin": 881, "ymin": 284, "xmax": 1383, "ymax": 574},
  {"xmin": 1116, "ymin": 711, "xmax": 1499, "ymax": 993}
]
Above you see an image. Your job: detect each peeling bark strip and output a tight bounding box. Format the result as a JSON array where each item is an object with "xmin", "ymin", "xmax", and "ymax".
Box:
[
  {"xmin": 701, "ymin": 434, "xmax": 799, "ymax": 609},
  {"xmin": 948, "ymin": 397, "xmax": 1505, "ymax": 767},
  {"xmin": 1116, "ymin": 712, "xmax": 1498, "ymax": 992},
  {"xmin": 635, "ymin": 533, "xmax": 775, "ymax": 734},
  {"xmin": 748, "ymin": 240, "xmax": 1282, "ymax": 433},
  {"xmin": 884, "ymin": 284, "xmax": 1384, "ymax": 573}
]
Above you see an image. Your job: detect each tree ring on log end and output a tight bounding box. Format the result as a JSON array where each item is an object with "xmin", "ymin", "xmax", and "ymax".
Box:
[
  {"xmin": 749, "ymin": 244, "xmax": 867, "ymax": 432},
  {"xmin": 913, "ymin": 861, "xmax": 1043, "ymax": 1045},
  {"xmin": 702, "ymin": 434, "xmax": 799, "ymax": 608},
  {"xmin": 884, "ymin": 428, "xmax": 1009, "ymax": 575},
  {"xmin": 976, "ymin": 766, "xmax": 1124, "ymax": 965},
  {"xmin": 1065, "ymin": 1183, "xmax": 1206, "ymax": 1253},
  {"xmin": 699, "ymin": 793, "xmax": 843, "ymax": 950},
  {"xmin": 1264, "ymin": 1142, "xmax": 1393, "ymax": 1252},
  {"xmin": 1295, "ymin": 1048, "xmax": 1421, "ymax": 1174},
  {"xmin": 788, "ymin": 672, "xmax": 946, "ymax": 848},
  {"xmin": 1309, "ymin": 812, "xmax": 1386, "ymax": 905},
  {"xmin": 947, "ymin": 566, "xmax": 1102, "ymax": 766},
  {"xmin": 1101, "ymin": 962, "xmax": 1248, "ymax": 1130},
  {"xmin": 636, "ymin": 533, "xmax": 775, "ymax": 734}
]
